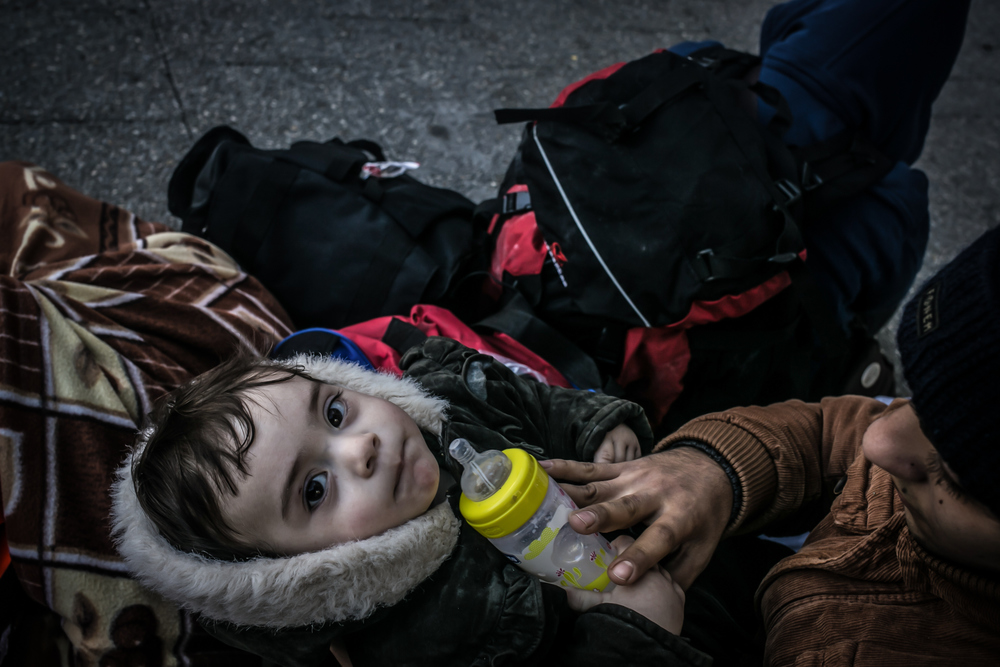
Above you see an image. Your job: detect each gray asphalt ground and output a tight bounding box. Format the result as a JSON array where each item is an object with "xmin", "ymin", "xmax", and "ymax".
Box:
[{"xmin": 3, "ymin": 0, "xmax": 998, "ymax": 390}]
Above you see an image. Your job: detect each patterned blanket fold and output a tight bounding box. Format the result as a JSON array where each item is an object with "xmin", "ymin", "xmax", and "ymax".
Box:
[{"xmin": 0, "ymin": 161, "xmax": 295, "ymax": 665}]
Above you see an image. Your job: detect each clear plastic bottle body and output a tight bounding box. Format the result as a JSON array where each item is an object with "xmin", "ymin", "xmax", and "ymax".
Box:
[
  {"xmin": 488, "ymin": 477, "xmax": 616, "ymax": 591},
  {"xmin": 451, "ymin": 439, "xmax": 616, "ymax": 592}
]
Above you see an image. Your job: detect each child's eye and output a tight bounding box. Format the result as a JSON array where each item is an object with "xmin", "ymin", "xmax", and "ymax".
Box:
[
  {"xmin": 326, "ymin": 395, "xmax": 347, "ymax": 428},
  {"xmin": 304, "ymin": 472, "xmax": 328, "ymax": 511}
]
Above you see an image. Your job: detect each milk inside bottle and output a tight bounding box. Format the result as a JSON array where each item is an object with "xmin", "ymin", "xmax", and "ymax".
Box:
[{"xmin": 449, "ymin": 438, "xmax": 616, "ymax": 592}]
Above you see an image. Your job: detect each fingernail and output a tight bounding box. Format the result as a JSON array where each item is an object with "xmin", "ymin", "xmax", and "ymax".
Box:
[
  {"xmin": 538, "ymin": 459, "xmax": 553, "ymax": 469},
  {"xmin": 575, "ymin": 510, "xmax": 596, "ymax": 530},
  {"xmin": 611, "ymin": 561, "xmax": 634, "ymax": 582}
]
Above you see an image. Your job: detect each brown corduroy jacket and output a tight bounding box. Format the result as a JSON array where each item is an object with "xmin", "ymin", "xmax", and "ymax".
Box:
[{"xmin": 661, "ymin": 396, "xmax": 1000, "ymax": 666}]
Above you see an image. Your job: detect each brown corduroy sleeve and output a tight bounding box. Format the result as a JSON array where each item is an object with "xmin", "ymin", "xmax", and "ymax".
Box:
[{"xmin": 656, "ymin": 396, "xmax": 887, "ymax": 535}]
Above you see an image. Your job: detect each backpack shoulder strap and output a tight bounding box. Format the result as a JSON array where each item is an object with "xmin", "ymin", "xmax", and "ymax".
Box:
[
  {"xmin": 382, "ymin": 317, "xmax": 429, "ymax": 355},
  {"xmin": 475, "ymin": 292, "xmax": 607, "ymax": 392},
  {"xmin": 792, "ymin": 130, "xmax": 896, "ymax": 213}
]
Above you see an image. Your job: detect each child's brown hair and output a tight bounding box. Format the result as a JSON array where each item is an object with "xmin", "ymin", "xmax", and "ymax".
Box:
[{"xmin": 132, "ymin": 350, "xmax": 313, "ymax": 560}]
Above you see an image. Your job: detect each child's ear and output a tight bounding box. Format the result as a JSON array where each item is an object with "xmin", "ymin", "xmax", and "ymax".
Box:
[{"xmin": 329, "ymin": 638, "xmax": 353, "ymax": 667}]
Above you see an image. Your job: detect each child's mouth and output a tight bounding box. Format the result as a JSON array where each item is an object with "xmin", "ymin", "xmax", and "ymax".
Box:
[{"xmin": 394, "ymin": 442, "xmax": 407, "ymax": 498}]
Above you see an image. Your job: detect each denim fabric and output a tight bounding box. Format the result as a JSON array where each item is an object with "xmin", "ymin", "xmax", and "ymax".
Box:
[{"xmin": 671, "ymin": 0, "xmax": 971, "ymax": 331}]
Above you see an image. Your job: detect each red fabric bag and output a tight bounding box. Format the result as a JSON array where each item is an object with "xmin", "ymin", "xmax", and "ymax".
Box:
[{"xmin": 272, "ymin": 304, "xmax": 573, "ymax": 389}]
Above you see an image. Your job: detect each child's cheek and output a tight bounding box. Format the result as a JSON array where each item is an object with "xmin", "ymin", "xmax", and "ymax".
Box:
[{"xmin": 413, "ymin": 457, "xmax": 440, "ymax": 508}]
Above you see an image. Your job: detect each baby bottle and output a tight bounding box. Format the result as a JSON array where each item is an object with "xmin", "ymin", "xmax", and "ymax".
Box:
[{"xmin": 449, "ymin": 438, "xmax": 616, "ymax": 592}]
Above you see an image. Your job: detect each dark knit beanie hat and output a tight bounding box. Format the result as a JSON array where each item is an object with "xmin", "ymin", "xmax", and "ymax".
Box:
[{"xmin": 897, "ymin": 225, "xmax": 1000, "ymax": 518}]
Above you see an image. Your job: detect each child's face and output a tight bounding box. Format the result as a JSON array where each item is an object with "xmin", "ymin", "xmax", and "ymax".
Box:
[
  {"xmin": 221, "ymin": 375, "xmax": 440, "ymax": 555},
  {"xmin": 862, "ymin": 399, "xmax": 1000, "ymax": 573}
]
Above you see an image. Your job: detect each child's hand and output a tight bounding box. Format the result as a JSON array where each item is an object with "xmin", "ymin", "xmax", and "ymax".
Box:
[
  {"xmin": 329, "ymin": 638, "xmax": 353, "ymax": 667},
  {"xmin": 564, "ymin": 536, "xmax": 685, "ymax": 634},
  {"xmin": 592, "ymin": 423, "xmax": 640, "ymax": 463}
]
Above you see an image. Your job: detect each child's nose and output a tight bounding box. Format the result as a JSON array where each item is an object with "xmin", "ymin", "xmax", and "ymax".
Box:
[
  {"xmin": 862, "ymin": 401, "xmax": 932, "ymax": 483},
  {"xmin": 344, "ymin": 431, "xmax": 379, "ymax": 478}
]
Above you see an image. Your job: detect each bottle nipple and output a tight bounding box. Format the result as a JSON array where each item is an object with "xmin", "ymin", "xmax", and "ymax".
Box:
[{"xmin": 449, "ymin": 438, "xmax": 513, "ymax": 501}]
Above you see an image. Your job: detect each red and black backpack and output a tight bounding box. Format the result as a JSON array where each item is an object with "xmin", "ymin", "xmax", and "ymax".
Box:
[{"xmin": 475, "ymin": 46, "xmax": 892, "ymax": 431}]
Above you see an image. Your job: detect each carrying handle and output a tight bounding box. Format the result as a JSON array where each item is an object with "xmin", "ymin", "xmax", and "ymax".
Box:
[
  {"xmin": 168, "ymin": 125, "xmax": 250, "ymax": 228},
  {"xmin": 493, "ymin": 63, "xmax": 707, "ymax": 143},
  {"xmin": 344, "ymin": 138, "xmax": 386, "ymax": 162}
]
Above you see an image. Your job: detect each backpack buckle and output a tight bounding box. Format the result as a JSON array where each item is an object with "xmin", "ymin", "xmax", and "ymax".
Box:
[
  {"xmin": 696, "ymin": 248, "xmax": 719, "ymax": 282},
  {"xmin": 688, "ymin": 55, "xmax": 717, "ymax": 69},
  {"xmin": 774, "ymin": 168, "xmax": 825, "ymax": 212},
  {"xmin": 502, "ymin": 190, "xmax": 533, "ymax": 214},
  {"xmin": 773, "ymin": 179, "xmax": 802, "ymax": 209},
  {"xmin": 800, "ymin": 162, "xmax": 825, "ymax": 192},
  {"xmin": 768, "ymin": 252, "xmax": 799, "ymax": 265}
]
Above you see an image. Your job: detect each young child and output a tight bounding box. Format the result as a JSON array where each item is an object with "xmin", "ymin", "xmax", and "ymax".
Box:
[{"xmin": 112, "ymin": 336, "xmax": 703, "ymax": 667}]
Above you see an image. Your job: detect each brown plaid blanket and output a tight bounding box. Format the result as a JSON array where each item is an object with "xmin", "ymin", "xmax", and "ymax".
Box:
[{"xmin": 0, "ymin": 161, "xmax": 295, "ymax": 665}]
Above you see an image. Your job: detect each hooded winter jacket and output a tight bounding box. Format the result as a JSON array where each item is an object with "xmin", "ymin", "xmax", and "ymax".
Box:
[{"xmin": 112, "ymin": 337, "xmax": 713, "ymax": 667}]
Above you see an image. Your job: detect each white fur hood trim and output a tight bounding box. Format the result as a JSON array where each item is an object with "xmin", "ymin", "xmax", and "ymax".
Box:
[{"xmin": 111, "ymin": 353, "xmax": 462, "ymax": 628}]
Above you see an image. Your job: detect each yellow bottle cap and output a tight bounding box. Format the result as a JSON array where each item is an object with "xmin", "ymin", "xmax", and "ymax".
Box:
[{"xmin": 459, "ymin": 448, "xmax": 549, "ymax": 539}]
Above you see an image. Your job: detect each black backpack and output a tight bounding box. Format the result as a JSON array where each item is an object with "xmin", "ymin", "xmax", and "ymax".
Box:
[
  {"xmin": 167, "ymin": 126, "xmax": 486, "ymax": 330},
  {"xmin": 474, "ymin": 46, "xmax": 895, "ymax": 431}
]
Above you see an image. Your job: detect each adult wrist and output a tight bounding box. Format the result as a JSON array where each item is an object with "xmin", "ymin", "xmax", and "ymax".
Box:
[
  {"xmin": 668, "ymin": 440, "xmax": 742, "ymax": 529},
  {"xmin": 658, "ymin": 418, "xmax": 778, "ymax": 531}
]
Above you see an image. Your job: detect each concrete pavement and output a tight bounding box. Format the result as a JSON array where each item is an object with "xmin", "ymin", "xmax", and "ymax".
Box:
[{"xmin": 3, "ymin": 0, "xmax": 998, "ymax": 387}]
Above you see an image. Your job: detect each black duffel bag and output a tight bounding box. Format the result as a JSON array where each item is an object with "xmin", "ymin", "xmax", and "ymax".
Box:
[{"xmin": 168, "ymin": 126, "xmax": 485, "ymax": 329}]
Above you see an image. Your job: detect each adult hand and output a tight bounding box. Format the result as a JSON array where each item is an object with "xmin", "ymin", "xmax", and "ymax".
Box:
[
  {"xmin": 541, "ymin": 447, "xmax": 733, "ymax": 589},
  {"xmin": 565, "ymin": 535, "xmax": 686, "ymax": 634}
]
